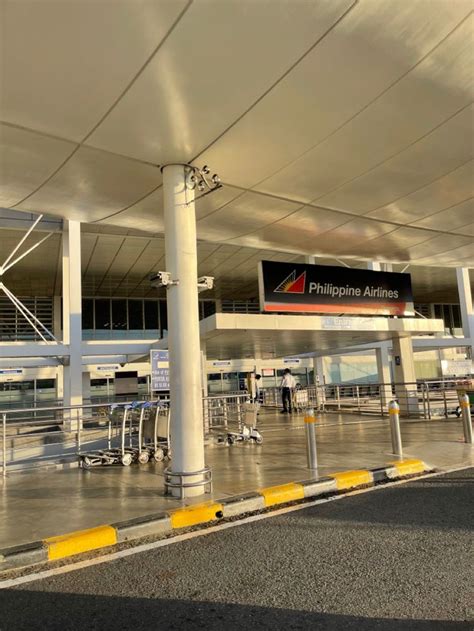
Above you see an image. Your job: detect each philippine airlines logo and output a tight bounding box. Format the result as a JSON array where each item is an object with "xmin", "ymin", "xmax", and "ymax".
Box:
[{"xmin": 274, "ymin": 270, "xmax": 306, "ymax": 294}]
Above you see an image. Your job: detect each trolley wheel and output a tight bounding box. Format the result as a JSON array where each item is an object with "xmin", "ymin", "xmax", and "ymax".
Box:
[
  {"xmin": 138, "ymin": 451, "xmax": 150, "ymax": 465},
  {"xmin": 227, "ymin": 435, "xmax": 235, "ymax": 445},
  {"xmin": 121, "ymin": 453, "xmax": 133, "ymax": 466},
  {"xmin": 153, "ymin": 448, "xmax": 165, "ymax": 462},
  {"xmin": 455, "ymin": 406, "xmax": 462, "ymax": 418},
  {"xmin": 82, "ymin": 456, "xmax": 92, "ymax": 469},
  {"xmin": 255, "ymin": 435, "xmax": 263, "ymax": 445}
]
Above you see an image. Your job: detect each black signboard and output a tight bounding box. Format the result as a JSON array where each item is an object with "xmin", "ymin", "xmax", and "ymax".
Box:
[{"xmin": 258, "ymin": 261, "xmax": 414, "ymax": 316}]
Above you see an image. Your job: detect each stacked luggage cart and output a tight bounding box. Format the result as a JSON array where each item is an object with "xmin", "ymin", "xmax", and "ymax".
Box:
[{"xmin": 78, "ymin": 400, "xmax": 170, "ymax": 468}]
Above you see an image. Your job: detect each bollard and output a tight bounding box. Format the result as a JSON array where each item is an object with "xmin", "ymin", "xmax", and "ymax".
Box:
[
  {"xmin": 304, "ymin": 408, "xmax": 318, "ymax": 470},
  {"xmin": 388, "ymin": 400, "xmax": 403, "ymax": 457},
  {"xmin": 459, "ymin": 394, "xmax": 473, "ymax": 444}
]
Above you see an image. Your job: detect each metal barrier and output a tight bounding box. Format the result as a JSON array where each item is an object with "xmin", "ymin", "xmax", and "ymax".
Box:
[
  {"xmin": 1, "ymin": 392, "xmax": 251, "ymax": 475},
  {"xmin": 0, "ymin": 399, "xmax": 171, "ymax": 477},
  {"xmin": 202, "ymin": 392, "xmax": 249, "ymax": 434},
  {"xmin": 261, "ymin": 378, "xmax": 471, "ymax": 419}
]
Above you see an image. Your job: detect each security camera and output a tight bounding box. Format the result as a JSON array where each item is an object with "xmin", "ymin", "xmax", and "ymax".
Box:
[
  {"xmin": 202, "ymin": 165, "xmax": 210, "ymax": 175},
  {"xmin": 150, "ymin": 271, "xmax": 178, "ymax": 288},
  {"xmin": 212, "ymin": 173, "xmax": 220, "ymax": 185},
  {"xmin": 198, "ymin": 180, "xmax": 206, "ymax": 191},
  {"xmin": 197, "ymin": 276, "xmax": 214, "ymax": 292}
]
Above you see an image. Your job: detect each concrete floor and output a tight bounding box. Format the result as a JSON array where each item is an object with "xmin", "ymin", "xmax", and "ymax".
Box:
[{"xmin": 0, "ymin": 411, "xmax": 472, "ymax": 549}]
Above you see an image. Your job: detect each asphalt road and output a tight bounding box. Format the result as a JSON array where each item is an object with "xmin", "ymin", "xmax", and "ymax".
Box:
[{"xmin": 0, "ymin": 469, "xmax": 472, "ymax": 630}]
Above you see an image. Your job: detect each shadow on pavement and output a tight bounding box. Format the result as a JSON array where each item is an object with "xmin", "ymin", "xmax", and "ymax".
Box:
[
  {"xmin": 0, "ymin": 590, "xmax": 470, "ymax": 631},
  {"xmin": 290, "ymin": 471, "xmax": 473, "ymax": 531}
]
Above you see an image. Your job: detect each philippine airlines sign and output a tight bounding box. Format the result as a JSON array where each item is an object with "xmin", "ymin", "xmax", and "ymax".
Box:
[{"xmin": 258, "ymin": 261, "xmax": 414, "ymax": 316}]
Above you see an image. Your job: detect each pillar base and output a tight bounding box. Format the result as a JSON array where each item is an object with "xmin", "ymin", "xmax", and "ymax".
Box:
[
  {"xmin": 394, "ymin": 386, "xmax": 420, "ymax": 416},
  {"xmin": 164, "ymin": 465, "xmax": 212, "ymax": 499}
]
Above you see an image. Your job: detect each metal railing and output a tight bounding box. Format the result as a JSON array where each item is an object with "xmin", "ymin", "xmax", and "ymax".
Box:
[
  {"xmin": 261, "ymin": 378, "xmax": 471, "ymax": 419},
  {"xmin": 1, "ymin": 392, "xmax": 253, "ymax": 475},
  {"xmin": 202, "ymin": 392, "xmax": 249, "ymax": 434}
]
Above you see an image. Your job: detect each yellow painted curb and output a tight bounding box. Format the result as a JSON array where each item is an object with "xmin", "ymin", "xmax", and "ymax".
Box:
[
  {"xmin": 45, "ymin": 525, "xmax": 117, "ymax": 561},
  {"xmin": 259, "ymin": 482, "xmax": 305, "ymax": 507},
  {"xmin": 169, "ymin": 502, "xmax": 223, "ymax": 529},
  {"xmin": 389, "ymin": 459, "xmax": 426, "ymax": 476},
  {"xmin": 329, "ymin": 470, "xmax": 373, "ymax": 490}
]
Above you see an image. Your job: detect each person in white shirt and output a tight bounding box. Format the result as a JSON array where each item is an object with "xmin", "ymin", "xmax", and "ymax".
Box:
[{"xmin": 280, "ymin": 369, "xmax": 296, "ymax": 413}]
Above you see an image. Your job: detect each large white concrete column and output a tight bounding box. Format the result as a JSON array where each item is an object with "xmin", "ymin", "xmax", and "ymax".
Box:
[
  {"xmin": 163, "ymin": 164, "xmax": 206, "ymax": 497},
  {"xmin": 391, "ymin": 335, "xmax": 418, "ymax": 415},
  {"xmin": 62, "ymin": 220, "xmax": 83, "ymax": 420},
  {"xmin": 375, "ymin": 344, "xmax": 392, "ymax": 407},
  {"xmin": 456, "ymin": 268, "xmax": 473, "ymax": 357}
]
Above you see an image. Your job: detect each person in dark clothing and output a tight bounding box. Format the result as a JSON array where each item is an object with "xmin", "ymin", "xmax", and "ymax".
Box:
[{"xmin": 280, "ymin": 368, "xmax": 296, "ymax": 413}]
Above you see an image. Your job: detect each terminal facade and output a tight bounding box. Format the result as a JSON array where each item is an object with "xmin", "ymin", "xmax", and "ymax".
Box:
[{"xmin": 1, "ymin": 0, "xmax": 473, "ymax": 496}]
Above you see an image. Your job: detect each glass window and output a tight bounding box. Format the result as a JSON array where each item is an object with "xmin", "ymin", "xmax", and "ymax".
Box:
[
  {"xmin": 128, "ymin": 300, "xmax": 143, "ymax": 330},
  {"xmin": 95, "ymin": 299, "xmax": 111, "ymax": 329},
  {"xmin": 442, "ymin": 305, "xmax": 452, "ymax": 330},
  {"xmin": 159, "ymin": 300, "xmax": 168, "ymax": 336},
  {"xmin": 201, "ymin": 300, "xmax": 216, "ymax": 319},
  {"xmin": 112, "ymin": 300, "xmax": 127, "ymax": 329},
  {"xmin": 452, "ymin": 304, "xmax": 461, "ymax": 329},
  {"xmin": 37, "ymin": 379, "xmax": 55, "ymax": 389},
  {"xmin": 144, "ymin": 301, "xmax": 158, "ymax": 330},
  {"xmin": 82, "ymin": 299, "xmax": 94, "ymax": 329}
]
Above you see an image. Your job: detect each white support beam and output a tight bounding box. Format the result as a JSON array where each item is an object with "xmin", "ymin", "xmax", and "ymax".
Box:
[
  {"xmin": 392, "ymin": 335, "xmax": 419, "ymax": 415},
  {"xmin": 62, "ymin": 220, "xmax": 83, "ymax": 415},
  {"xmin": 456, "ymin": 268, "xmax": 473, "ymax": 356},
  {"xmin": 375, "ymin": 344, "xmax": 392, "ymax": 407},
  {"xmin": 163, "ymin": 163, "xmax": 206, "ymax": 498},
  {"xmin": 0, "ymin": 214, "xmax": 43, "ymax": 273}
]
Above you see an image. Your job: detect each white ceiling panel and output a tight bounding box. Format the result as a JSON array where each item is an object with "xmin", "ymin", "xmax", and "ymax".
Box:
[
  {"xmin": 257, "ymin": 12, "xmax": 473, "ymax": 204},
  {"xmin": 201, "ymin": 0, "xmax": 471, "ymax": 191},
  {"xmin": 87, "ymin": 0, "xmax": 352, "ymax": 163},
  {"xmin": 0, "ymin": 124, "xmax": 76, "ymax": 207},
  {"xmin": 407, "ymin": 234, "xmax": 473, "ymax": 262},
  {"xmin": 1, "ymin": 0, "xmax": 188, "ymax": 140},
  {"xmin": 15, "ymin": 147, "xmax": 160, "ymax": 222},
  {"xmin": 411, "ymin": 198, "xmax": 474, "ymax": 232},
  {"xmin": 367, "ymin": 160, "xmax": 474, "ymax": 223},
  {"xmin": 98, "ymin": 186, "xmax": 164, "ymax": 234},
  {"xmin": 196, "ymin": 192, "xmax": 299, "ymax": 241},
  {"xmin": 318, "ymin": 104, "xmax": 474, "ymax": 214}
]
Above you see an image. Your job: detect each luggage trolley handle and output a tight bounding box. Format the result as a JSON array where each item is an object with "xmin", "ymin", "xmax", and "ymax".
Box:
[
  {"xmin": 121, "ymin": 402, "xmax": 139, "ymax": 455},
  {"xmin": 138, "ymin": 401, "xmax": 153, "ymax": 456}
]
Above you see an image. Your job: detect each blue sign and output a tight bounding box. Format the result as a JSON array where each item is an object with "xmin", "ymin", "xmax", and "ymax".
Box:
[{"xmin": 150, "ymin": 350, "xmax": 170, "ymax": 391}]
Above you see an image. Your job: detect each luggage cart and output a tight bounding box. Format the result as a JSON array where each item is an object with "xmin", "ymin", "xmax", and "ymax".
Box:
[
  {"xmin": 139, "ymin": 401, "xmax": 171, "ymax": 463},
  {"xmin": 293, "ymin": 387, "xmax": 309, "ymax": 413},
  {"xmin": 215, "ymin": 400, "xmax": 263, "ymax": 445},
  {"xmin": 79, "ymin": 403, "xmax": 135, "ymax": 468}
]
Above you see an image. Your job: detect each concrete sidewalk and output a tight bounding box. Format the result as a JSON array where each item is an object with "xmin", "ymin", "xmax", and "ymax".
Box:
[{"xmin": 0, "ymin": 411, "xmax": 472, "ymax": 549}]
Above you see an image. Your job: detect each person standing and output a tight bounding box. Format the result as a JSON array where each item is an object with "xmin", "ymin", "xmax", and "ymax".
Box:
[
  {"xmin": 255, "ymin": 374, "xmax": 262, "ymax": 403},
  {"xmin": 280, "ymin": 368, "xmax": 296, "ymax": 413}
]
